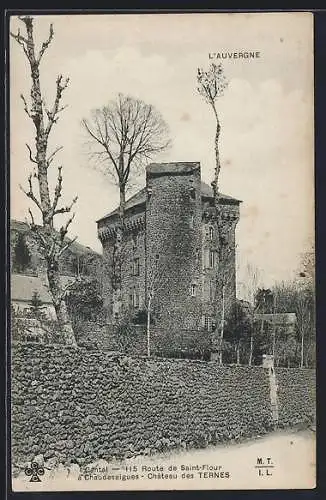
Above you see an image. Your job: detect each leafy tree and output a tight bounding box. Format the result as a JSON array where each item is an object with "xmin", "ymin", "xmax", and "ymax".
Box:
[
  {"xmin": 11, "ymin": 16, "xmax": 77, "ymax": 345},
  {"xmin": 30, "ymin": 290, "xmax": 43, "ymax": 316},
  {"xmin": 66, "ymin": 277, "xmax": 104, "ymax": 322},
  {"xmin": 13, "ymin": 233, "xmax": 31, "ymax": 273},
  {"xmin": 255, "ymin": 288, "xmax": 274, "ymax": 313},
  {"xmin": 224, "ymin": 300, "xmax": 251, "ymax": 365}
]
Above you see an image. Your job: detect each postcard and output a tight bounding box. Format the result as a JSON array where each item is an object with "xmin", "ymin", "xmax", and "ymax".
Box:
[{"xmin": 9, "ymin": 11, "xmax": 315, "ymax": 491}]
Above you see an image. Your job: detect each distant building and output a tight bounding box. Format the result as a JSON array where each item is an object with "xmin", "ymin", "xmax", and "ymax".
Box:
[
  {"xmin": 254, "ymin": 312, "xmax": 297, "ymax": 335},
  {"xmin": 10, "ymin": 219, "xmax": 102, "ymax": 317},
  {"xmin": 97, "ymin": 162, "xmax": 241, "ymax": 345},
  {"xmin": 11, "ymin": 274, "xmax": 74, "ymax": 318},
  {"xmin": 10, "ymin": 219, "xmax": 102, "ymax": 278}
]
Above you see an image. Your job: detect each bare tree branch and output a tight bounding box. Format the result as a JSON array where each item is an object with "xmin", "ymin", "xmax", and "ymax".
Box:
[
  {"xmin": 20, "ymin": 94, "xmax": 32, "ymax": 118},
  {"xmin": 58, "ymin": 235, "xmax": 77, "ymax": 258},
  {"xmin": 25, "ymin": 143, "xmax": 37, "ymax": 164},
  {"xmin": 54, "ymin": 196, "xmax": 78, "ymax": 216},
  {"xmin": 19, "ymin": 174, "xmax": 42, "ymax": 212},
  {"xmin": 45, "ymin": 75, "xmax": 69, "ymax": 137},
  {"xmin": 51, "ymin": 166, "xmax": 63, "ymax": 213},
  {"xmin": 59, "ymin": 212, "xmax": 76, "ymax": 244},
  {"xmin": 47, "ymin": 145, "xmax": 63, "ymax": 167},
  {"xmin": 37, "ymin": 23, "xmax": 54, "ymax": 63},
  {"xmin": 10, "ymin": 29, "xmax": 29, "ymax": 58}
]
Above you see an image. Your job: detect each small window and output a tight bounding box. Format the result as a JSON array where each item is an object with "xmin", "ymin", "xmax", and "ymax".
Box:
[
  {"xmin": 195, "ymin": 249, "xmax": 200, "ymax": 266},
  {"xmin": 133, "ymin": 289, "xmax": 139, "ymax": 308},
  {"xmin": 191, "ymin": 284, "xmax": 197, "ymax": 297},
  {"xmin": 209, "ymin": 279, "xmax": 215, "ymax": 301},
  {"xmin": 189, "ymin": 215, "xmax": 194, "ymax": 229},
  {"xmin": 189, "ymin": 187, "xmax": 196, "ymax": 200},
  {"xmin": 209, "ymin": 250, "xmax": 215, "ymax": 269},
  {"xmin": 204, "ymin": 316, "xmax": 210, "ymax": 331},
  {"xmin": 203, "ymin": 315, "xmax": 212, "ymax": 332},
  {"xmin": 133, "ymin": 258, "xmax": 140, "ymax": 276},
  {"xmin": 132, "ymin": 233, "xmax": 138, "ymax": 249},
  {"xmin": 209, "ymin": 227, "xmax": 214, "ymax": 241}
]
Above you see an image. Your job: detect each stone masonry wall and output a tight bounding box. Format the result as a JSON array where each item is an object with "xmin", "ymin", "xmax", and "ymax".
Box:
[
  {"xmin": 275, "ymin": 368, "xmax": 316, "ymax": 428},
  {"xmin": 11, "ymin": 343, "xmax": 315, "ymax": 469}
]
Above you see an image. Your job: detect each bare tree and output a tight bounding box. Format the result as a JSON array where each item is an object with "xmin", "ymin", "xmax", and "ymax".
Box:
[
  {"xmin": 197, "ymin": 63, "xmax": 228, "ymax": 202},
  {"xmin": 11, "ymin": 16, "xmax": 77, "ymax": 346},
  {"xmin": 197, "ymin": 63, "xmax": 230, "ymax": 359},
  {"xmin": 238, "ymin": 263, "xmax": 262, "ymax": 365},
  {"xmin": 82, "ymin": 94, "xmax": 171, "ymax": 321}
]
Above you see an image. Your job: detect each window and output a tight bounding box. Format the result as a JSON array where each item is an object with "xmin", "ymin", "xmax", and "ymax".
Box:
[
  {"xmin": 133, "ymin": 289, "xmax": 139, "ymax": 308},
  {"xmin": 202, "ymin": 315, "xmax": 212, "ymax": 332},
  {"xmin": 209, "ymin": 227, "xmax": 214, "ymax": 241},
  {"xmin": 189, "ymin": 215, "xmax": 194, "ymax": 229},
  {"xmin": 209, "ymin": 250, "xmax": 215, "ymax": 269},
  {"xmin": 133, "ymin": 258, "xmax": 140, "ymax": 276},
  {"xmin": 191, "ymin": 284, "xmax": 197, "ymax": 297},
  {"xmin": 195, "ymin": 248, "xmax": 200, "ymax": 266},
  {"xmin": 132, "ymin": 233, "xmax": 138, "ymax": 249},
  {"xmin": 189, "ymin": 187, "xmax": 196, "ymax": 200},
  {"xmin": 209, "ymin": 279, "xmax": 215, "ymax": 301},
  {"xmin": 204, "ymin": 249, "xmax": 216, "ymax": 269}
]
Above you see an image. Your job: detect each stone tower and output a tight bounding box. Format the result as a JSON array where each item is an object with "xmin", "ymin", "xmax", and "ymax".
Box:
[
  {"xmin": 97, "ymin": 160, "xmax": 241, "ymax": 354},
  {"xmin": 146, "ymin": 162, "xmax": 203, "ymax": 332}
]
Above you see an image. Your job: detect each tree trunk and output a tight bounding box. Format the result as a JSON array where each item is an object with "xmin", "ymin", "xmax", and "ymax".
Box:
[
  {"xmin": 300, "ymin": 327, "xmax": 304, "ymax": 368},
  {"xmin": 147, "ymin": 296, "xmax": 152, "ymax": 358},
  {"xmin": 112, "ymin": 185, "xmax": 126, "ymax": 322},
  {"xmin": 212, "ymin": 103, "xmax": 221, "ymax": 205},
  {"xmin": 219, "ymin": 284, "xmax": 225, "ymax": 365},
  {"xmin": 249, "ymin": 332, "xmax": 253, "ymax": 366},
  {"xmin": 47, "ymin": 266, "xmax": 77, "ymax": 346},
  {"xmin": 236, "ymin": 340, "xmax": 240, "ymax": 365}
]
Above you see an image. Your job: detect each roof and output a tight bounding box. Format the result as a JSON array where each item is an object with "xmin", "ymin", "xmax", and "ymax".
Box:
[
  {"xmin": 97, "ymin": 181, "xmax": 241, "ymax": 223},
  {"xmin": 147, "ymin": 162, "xmax": 200, "ymax": 176},
  {"xmin": 11, "ymin": 274, "xmax": 75, "ymax": 304},
  {"xmin": 11, "ymin": 219, "xmax": 100, "ymax": 257}
]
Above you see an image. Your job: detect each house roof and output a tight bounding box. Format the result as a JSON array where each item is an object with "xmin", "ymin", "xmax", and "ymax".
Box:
[
  {"xmin": 11, "ymin": 274, "xmax": 75, "ymax": 304},
  {"xmin": 147, "ymin": 162, "xmax": 200, "ymax": 175},
  {"xmin": 97, "ymin": 181, "xmax": 241, "ymax": 223},
  {"xmin": 11, "ymin": 219, "xmax": 100, "ymax": 257}
]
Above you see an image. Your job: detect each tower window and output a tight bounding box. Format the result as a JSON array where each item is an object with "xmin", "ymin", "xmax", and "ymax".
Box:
[
  {"xmin": 210, "ymin": 279, "xmax": 215, "ymax": 301},
  {"xmin": 195, "ymin": 248, "xmax": 200, "ymax": 266},
  {"xmin": 189, "ymin": 215, "xmax": 194, "ymax": 229},
  {"xmin": 209, "ymin": 227, "xmax": 214, "ymax": 241},
  {"xmin": 133, "ymin": 258, "xmax": 140, "ymax": 276},
  {"xmin": 133, "ymin": 289, "xmax": 139, "ymax": 308},
  {"xmin": 203, "ymin": 315, "xmax": 212, "ymax": 332},
  {"xmin": 191, "ymin": 284, "xmax": 197, "ymax": 297},
  {"xmin": 132, "ymin": 233, "xmax": 138, "ymax": 248},
  {"xmin": 209, "ymin": 250, "xmax": 215, "ymax": 269},
  {"xmin": 189, "ymin": 187, "xmax": 196, "ymax": 200}
]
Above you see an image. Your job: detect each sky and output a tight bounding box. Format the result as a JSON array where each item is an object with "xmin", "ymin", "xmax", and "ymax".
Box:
[{"xmin": 9, "ymin": 13, "xmax": 314, "ymax": 295}]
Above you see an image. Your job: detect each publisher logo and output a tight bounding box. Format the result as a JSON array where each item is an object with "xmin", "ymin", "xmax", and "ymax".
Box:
[{"xmin": 24, "ymin": 462, "xmax": 45, "ymax": 482}]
